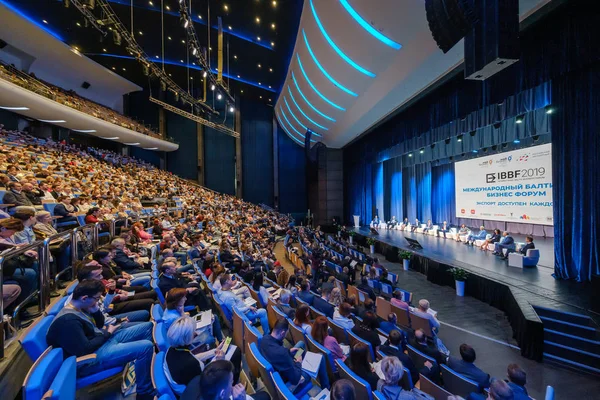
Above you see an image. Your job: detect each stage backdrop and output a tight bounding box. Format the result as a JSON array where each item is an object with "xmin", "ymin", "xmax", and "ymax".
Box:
[{"xmin": 454, "ymin": 144, "xmax": 553, "ymax": 225}]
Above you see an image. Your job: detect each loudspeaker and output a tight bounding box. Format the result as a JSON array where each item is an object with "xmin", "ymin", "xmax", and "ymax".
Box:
[
  {"xmin": 425, "ymin": 0, "xmax": 473, "ymax": 53},
  {"xmin": 370, "ymin": 227, "xmax": 379, "ymax": 235},
  {"xmin": 81, "ymin": 81, "xmax": 91, "ymax": 89}
]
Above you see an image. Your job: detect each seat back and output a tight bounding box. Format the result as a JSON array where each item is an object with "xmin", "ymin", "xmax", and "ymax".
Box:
[
  {"xmin": 373, "ymin": 391, "xmax": 386, "ymax": 400},
  {"xmin": 418, "ymin": 373, "xmax": 452, "ymax": 400},
  {"xmin": 409, "ymin": 312, "xmax": 433, "ymax": 338},
  {"xmin": 400, "ymin": 366, "xmax": 413, "ymax": 390},
  {"xmin": 23, "ymin": 347, "xmax": 63, "ymax": 400},
  {"xmin": 20, "ymin": 316, "xmax": 54, "ymax": 361},
  {"xmin": 153, "ymin": 322, "xmax": 169, "ymax": 352},
  {"xmin": 525, "ymin": 249, "xmax": 540, "ymax": 265},
  {"xmin": 391, "ymin": 304, "xmax": 411, "ymax": 329},
  {"xmin": 309, "ymin": 305, "xmax": 326, "ymax": 320},
  {"xmin": 327, "ymin": 317, "xmax": 349, "ymax": 344},
  {"xmin": 151, "ymin": 352, "xmax": 177, "ymax": 399},
  {"xmin": 152, "ymin": 279, "xmax": 166, "ymax": 306},
  {"xmin": 335, "ymin": 359, "xmax": 373, "ymax": 400},
  {"xmin": 347, "ymin": 329, "xmax": 374, "ymax": 362},
  {"xmin": 46, "ymin": 296, "xmax": 68, "ymax": 316},
  {"xmin": 232, "ymin": 306, "xmax": 248, "ymax": 351},
  {"xmin": 271, "ymin": 371, "xmax": 298, "ymax": 400},
  {"xmin": 244, "ymin": 320, "xmax": 263, "ymax": 378},
  {"xmin": 376, "ymin": 297, "xmax": 392, "ymax": 320},
  {"xmin": 248, "ymin": 286, "xmax": 264, "ymax": 307},
  {"xmin": 288, "ymin": 321, "xmax": 306, "ymax": 345},
  {"xmin": 380, "ymin": 282, "xmax": 393, "ymax": 295},
  {"xmin": 151, "ymin": 304, "xmax": 164, "ymax": 321},
  {"xmin": 440, "ymin": 364, "xmax": 480, "ymax": 398},
  {"xmin": 213, "ymin": 294, "xmax": 233, "ymax": 330},
  {"xmin": 248, "ymin": 343, "xmax": 277, "ymax": 399},
  {"xmin": 267, "ymin": 303, "xmax": 279, "ymax": 330},
  {"xmin": 47, "ymin": 355, "xmax": 77, "ymax": 400},
  {"xmin": 407, "ymin": 344, "xmax": 437, "ymax": 372}
]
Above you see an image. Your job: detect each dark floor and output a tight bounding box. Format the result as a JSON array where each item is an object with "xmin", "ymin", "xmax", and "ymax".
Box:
[{"xmin": 354, "ymin": 227, "xmax": 594, "ymax": 315}]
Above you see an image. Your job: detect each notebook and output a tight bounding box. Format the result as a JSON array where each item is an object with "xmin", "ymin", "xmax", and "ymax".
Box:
[
  {"xmin": 244, "ymin": 297, "xmax": 257, "ymax": 307},
  {"xmin": 372, "ymin": 360, "xmax": 385, "ymax": 380},
  {"xmin": 195, "ymin": 310, "xmax": 212, "ymax": 330},
  {"xmin": 379, "ymin": 334, "xmax": 388, "ymax": 345},
  {"xmin": 311, "ymin": 388, "xmax": 330, "ymax": 400},
  {"xmin": 301, "ymin": 351, "xmax": 323, "ymax": 377}
]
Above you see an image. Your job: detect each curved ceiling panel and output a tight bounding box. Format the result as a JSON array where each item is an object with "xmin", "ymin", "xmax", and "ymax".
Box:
[{"xmin": 275, "ymin": 0, "xmax": 550, "ymax": 148}]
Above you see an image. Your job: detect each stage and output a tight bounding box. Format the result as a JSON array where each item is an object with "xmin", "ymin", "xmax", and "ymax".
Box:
[{"xmin": 351, "ymin": 226, "xmax": 593, "ymax": 360}]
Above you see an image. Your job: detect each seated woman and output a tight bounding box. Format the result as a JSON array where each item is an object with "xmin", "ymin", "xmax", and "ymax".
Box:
[
  {"xmin": 377, "ymin": 356, "xmax": 419, "ymax": 399},
  {"xmin": 311, "ymin": 316, "xmax": 347, "ymax": 363},
  {"xmin": 93, "ymin": 249, "xmax": 151, "ymax": 289},
  {"xmin": 481, "ymin": 228, "xmax": 502, "ymax": 251},
  {"xmin": 54, "ymin": 196, "xmax": 78, "ymax": 223},
  {"xmin": 351, "ymin": 311, "xmax": 381, "ymax": 353},
  {"xmin": 131, "ymin": 222, "xmax": 153, "ymax": 244},
  {"xmin": 164, "ymin": 316, "xmax": 241, "ymax": 396},
  {"xmin": 162, "ymin": 288, "xmax": 222, "ymax": 344},
  {"xmin": 293, "ymin": 304, "xmax": 312, "ymax": 336},
  {"xmin": 345, "ymin": 342, "xmax": 380, "ymax": 390},
  {"xmin": 329, "ymin": 287, "xmax": 344, "ymax": 308},
  {"xmin": 285, "ymin": 274, "xmax": 298, "ymax": 296}
]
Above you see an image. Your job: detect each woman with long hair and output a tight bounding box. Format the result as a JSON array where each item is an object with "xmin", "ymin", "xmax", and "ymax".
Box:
[
  {"xmin": 285, "ymin": 274, "xmax": 298, "ymax": 296},
  {"xmin": 344, "ymin": 342, "xmax": 380, "ymax": 389},
  {"xmin": 293, "ymin": 304, "xmax": 312, "ymax": 335},
  {"xmin": 311, "ymin": 316, "xmax": 347, "ymax": 362},
  {"xmin": 131, "ymin": 221, "xmax": 153, "ymax": 243},
  {"xmin": 330, "ymin": 287, "xmax": 344, "ymax": 308}
]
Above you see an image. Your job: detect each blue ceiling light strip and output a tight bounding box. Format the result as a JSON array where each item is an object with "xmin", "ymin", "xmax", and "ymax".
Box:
[
  {"xmin": 0, "ymin": 0, "xmax": 65, "ymax": 41},
  {"xmin": 302, "ymin": 30, "xmax": 357, "ymax": 97},
  {"xmin": 296, "ymin": 54, "xmax": 345, "ymax": 111},
  {"xmin": 106, "ymin": 0, "xmax": 272, "ymax": 50},
  {"xmin": 280, "ymin": 106, "xmax": 316, "ymax": 143},
  {"xmin": 291, "ymin": 71, "xmax": 335, "ymax": 122},
  {"xmin": 88, "ymin": 53, "xmax": 276, "ymax": 92},
  {"xmin": 283, "ymin": 96, "xmax": 307, "ymax": 131},
  {"xmin": 276, "ymin": 112, "xmax": 304, "ymax": 146},
  {"xmin": 339, "ymin": 0, "xmax": 402, "ymax": 50},
  {"xmin": 309, "ymin": 0, "xmax": 375, "ymax": 78},
  {"xmin": 286, "ymin": 86, "xmax": 327, "ymax": 132}
]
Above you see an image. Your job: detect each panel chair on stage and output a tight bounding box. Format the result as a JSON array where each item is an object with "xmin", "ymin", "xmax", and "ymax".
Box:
[{"xmin": 508, "ymin": 249, "xmax": 540, "ymax": 268}]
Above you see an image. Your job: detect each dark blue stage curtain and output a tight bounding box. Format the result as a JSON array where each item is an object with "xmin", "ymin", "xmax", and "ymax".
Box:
[
  {"xmin": 166, "ymin": 113, "xmax": 197, "ymax": 181},
  {"xmin": 552, "ymin": 67, "xmax": 600, "ymax": 281},
  {"xmin": 431, "ymin": 163, "xmax": 456, "ymax": 224},
  {"xmin": 401, "ymin": 164, "xmax": 431, "ymax": 222},
  {"xmin": 374, "ymin": 163, "xmax": 384, "ymax": 220},
  {"xmin": 205, "ymin": 127, "xmax": 236, "ymax": 195},
  {"xmin": 241, "ymin": 100, "xmax": 274, "ymax": 206},
  {"xmin": 383, "ymin": 158, "xmax": 402, "ymax": 222}
]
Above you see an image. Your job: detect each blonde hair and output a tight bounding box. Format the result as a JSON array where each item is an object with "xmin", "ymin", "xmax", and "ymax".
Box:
[
  {"xmin": 167, "ymin": 316, "xmax": 195, "ymax": 347},
  {"xmin": 330, "ymin": 287, "xmax": 344, "ymax": 307},
  {"xmin": 380, "ymin": 356, "xmax": 403, "ymax": 385}
]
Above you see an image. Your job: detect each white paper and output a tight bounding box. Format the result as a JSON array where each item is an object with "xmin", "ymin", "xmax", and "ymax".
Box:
[
  {"xmin": 270, "ymin": 288, "xmax": 283, "ymax": 300},
  {"xmin": 127, "ymin": 291, "xmax": 135, "ymax": 298},
  {"xmin": 350, "ymin": 260, "xmax": 358, "ymax": 268},
  {"xmin": 244, "ymin": 297, "xmax": 257, "ymax": 307},
  {"xmin": 196, "ymin": 310, "xmax": 212, "ymax": 330},
  {"xmin": 339, "ymin": 344, "xmax": 350, "ymax": 356},
  {"xmin": 371, "ymin": 361, "xmax": 385, "ymax": 380},
  {"xmin": 427, "ymin": 308, "xmax": 438, "ymax": 318},
  {"xmin": 301, "ymin": 351, "xmax": 323, "ymax": 374},
  {"xmin": 379, "ymin": 334, "xmax": 388, "ymax": 345},
  {"xmin": 311, "ymin": 388, "xmax": 330, "ymax": 400}
]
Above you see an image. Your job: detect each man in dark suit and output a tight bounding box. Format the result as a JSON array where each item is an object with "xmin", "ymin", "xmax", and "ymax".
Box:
[
  {"xmin": 157, "ymin": 261, "xmax": 210, "ymax": 310},
  {"xmin": 2, "ymin": 182, "xmax": 33, "ymax": 209},
  {"xmin": 493, "ymin": 231, "xmax": 515, "ymax": 256},
  {"xmin": 506, "ymin": 363, "xmax": 530, "ymax": 400},
  {"xmin": 277, "ymin": 290, "xmax": 295, "ymax": 319},
  {"xmin": 357, "ymin": 277, "xmax": 377, "ymax": 301},
  {"xmin": 336, "ymin": 267, "xmax": 350, "ymax": 288},
  {"xmin": 379, "ymin": 313, "xmax": 403, "ymax": 337},
  {"xmin": 379, "ymin": 270, "xmax": 393, "ymax": 287},
  {"xmin": 312, "ymin": 287, "xmax": 335, "ymax": 318},
  {"xmin": 502, "ymin": 236, "xmax": 535, "ymax": 260},
  {"xmin": 380, "ymin": 330, "xmax": 418, "ymax": 384},
  {"xmin": 111, "ymin": 238, "xmax": 146, "ymax": 273},
  {"xmin": 447, "ymin": 344, "xmax": 491, "ymax": 389},
  {"xmin": 437, "ymin": 221, "xmax": 450, "ymax": 238},
  {"xmin": 297, "ymin": 281, "xmax": 314, "ymax": 305}
]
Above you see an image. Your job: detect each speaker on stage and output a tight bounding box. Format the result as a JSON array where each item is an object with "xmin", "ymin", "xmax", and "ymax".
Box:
[{"xmin": 370, "ymin": 227, "xmax": 379, "ymax": 235}]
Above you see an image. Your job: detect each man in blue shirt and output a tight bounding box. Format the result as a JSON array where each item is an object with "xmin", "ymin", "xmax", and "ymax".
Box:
[
  {"xmin": 466, "ymin": 226, "xmax": 487, "ymax": 246},
  {"xmin": 297, "ymin": 281, "xmax": 314, "ymax": 305},
  {"xmin": 493, "ymin": 231, "xmax": 515, "ymax": 256},
  {"xmin": 447, "ymin": 344, "xmax": 490, "ymax": 389}
]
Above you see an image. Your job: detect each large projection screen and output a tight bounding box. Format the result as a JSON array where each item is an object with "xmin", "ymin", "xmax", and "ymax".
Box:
[{"xmin": 454, "ymin": 144, "xmax": 553, "ymax": 225}]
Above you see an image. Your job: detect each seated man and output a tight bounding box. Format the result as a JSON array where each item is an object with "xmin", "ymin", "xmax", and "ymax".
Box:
[
  {"xmin": 277, "ymin": 289, "xmax": 295, "ymax": 319},
  {"xmin": 448, "ymin": 344, "xmax": 491, "ymax": 389},
  {"xmin": 437, "ymin": 221, "xmax": 450, "ymax": 238},
  {"xmin": 390, "ymin": 290, "xmax": 410, "ymax": 310},
  {"xmin": 371, "ymin": 216, "xmax": 380, "ymax": 227},
  {"xmin": 379, "ymin": 330, "xmax": 417, "ymax": 384},
  {"xmin": 466, "ymin": 226, "xmax": 487, "ymax": 246},
  {"xmin": 357, "ymin": 277, "xmax": 377, "ymax": 302},
  {"xmin": 411, "ymin": 299, "xmax": 440, "ymax": 332},
  {"xmin": 46, "ymin": 279, "xmax": 155, "ymax": 400},
  {"xmin": 297, "ymin": 280, "xmax": 315, "ymax": 305},
  {"xmin": 3, "ymin": 182, "xmax": 33, "ymax": 210},
  {"xmin": 387, "ymin": 216, "xmax": 398, "ymax": 229},
  {"xmin": 493, "ymin": 231, "xmax": 516, "ymax": 256},
  {"xmin": 111, "ymin": 238, "xmax": 147, "ymax": 273},
  {"xmin": 158, "ymin": 261, "xmax": 210, "ymax": 311},
  {"xmin": 410, "ymin": 218, "xmax": 420, "ymax": 233},
  {"xmin": 312, "ymin": 287, "xmax": 335, "ymax": 318},
  {"xmin": 502, "ymin": 235, "xmax": 535, "ymax": 260},
  {"xmin": 467, "ymin": 378, "xmax": 513, "ymax": 400},
  {"xmin": 333, "ymin": 302, "xmax": 355, "ymax": 330},
  {"xmin": 260, "ymin": 319, "xmax": 329, "ymax": 392},
  {"xmin": 422, "ymin": 219, "xmax": 434, "ymax": 234},
  {"xmin": 379, "ymin": 313, "xmax": 402, "ymax": 335},
  {"xmin": 218, "ymin": 274, "xmax": 270, "ymax": 334}
]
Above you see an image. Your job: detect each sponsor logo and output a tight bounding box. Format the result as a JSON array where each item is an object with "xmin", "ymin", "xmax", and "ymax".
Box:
[
  {"xmin": 495, "ymin": 157, "xmax": 508, "ymax": 164},
  {"xmin": 508, "ymin": 156, "xmax": 513, "ymax": 162},
  {"xmin": 519, "ymin": 214, "xmax": 531, "ymax": 220},
  {"xmin": 480, "ymin": 213, "xmax": 491, "ymax": 216},
  {"xmin": 517, "ymin": 154, "xmax": 529, "ymax": 162},
  {"xmin": 470, "ymin": 209, "xmax": 476, "ymax": 215},
  {"xmin": 489, "ymin": 160, "xmax": 493, "ymax": 165},
  {"xmin": 486, "ymin": 173, "xmax": 496, "ymax": 183},
  {"xmin": 461, "ymin": 209, "xmax": 466, "ymax": 214}
]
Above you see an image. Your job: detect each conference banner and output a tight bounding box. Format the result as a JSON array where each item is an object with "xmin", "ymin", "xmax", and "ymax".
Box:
[{"xmin": 454, "ymin": 143, "xmax": 553, "ymax": 225}]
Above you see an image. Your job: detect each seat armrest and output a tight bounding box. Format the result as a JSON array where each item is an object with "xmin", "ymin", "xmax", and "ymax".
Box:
[
  {"xmin": 76, "ymin": 354, "xmax": 97, "ymax": 366},
  {"xmin": 42, "ymin": 390, "xmax": 54, "ymax": 399}
]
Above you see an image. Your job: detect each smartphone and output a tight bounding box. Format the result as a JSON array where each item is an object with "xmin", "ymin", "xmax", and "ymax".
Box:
[
  {"xmin": 222, "ymin": 337, "xmax": 232, "ymax": 353},
  {"xmin": 294, "ymin": 348, "xmax": 304, "ymax": 362},
  {"xmin": 114, "ymin": 317, "xmax": 125, "ymax": 324}
]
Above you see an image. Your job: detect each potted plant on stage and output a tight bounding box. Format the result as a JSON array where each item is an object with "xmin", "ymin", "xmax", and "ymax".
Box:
[
  {"xmin": 449, "ymin": 267, "xmax": 470, "ymax": 297},
  {"xmin": 398, "ymin": 250, "xmax": 412, "ymax": 271},
  {"xmin": 367, "ymin": 237, "xmax": 376, "ymax": 254},
  {"xmin": 348, "ymin": 230, "xmax": 356, "ymax": 244}
]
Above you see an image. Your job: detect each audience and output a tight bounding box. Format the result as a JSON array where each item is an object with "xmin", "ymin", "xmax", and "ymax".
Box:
[
  {"xmin": 293, "ymin": 304, "xmax": 312, "ymax": 335},
  {"xmin": 297, "ymin": 280, "xmax": 315, "ymax": 305},
  {"xmin": 448, "ymin": 344, "xmax": 491, "ymax": 389},
  {"xmin": 277, "ymin": 289, "xmax": 295, "ymax": 318},
  {"xmin": 376, "ymin": 356, "xmax": 419, "ymax": 399},
  {"xmin": 345, "ymin": 342, "xmax": 380, "ymax": 389},
  {"xmin": 219, "ymin": 274, "xmax": 269, "ymax": 334},
  {"xmin": 311, "ymin": 316, "xmax": 347, "ymax": 362},
  {"xmin": 333, "ymin": 302, "xmax": 355, "ymax": 330},
  {"xmin": 379, "ymin": 330, "xmax": 418, "ymax": 384},
  {"xmin": 411, "ymin": 299, "xmax": 440, "ymax": 331},
  {"xmin": 330, "ymin": 379, "xmax": 356, "ymax": 400},
  {"xmin": 351, "ymin": 311, "xmax": 381, "ymax": 354}
]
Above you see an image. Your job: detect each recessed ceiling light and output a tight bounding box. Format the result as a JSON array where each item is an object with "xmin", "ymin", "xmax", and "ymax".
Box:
[
  {"xmin": 258, "ymin": 82, "xmax": 262, "ymax": 85},
  {"xmin": 271, "ymin": 41, "xmax": 274, "ymax": 47},
  {"xmin": 198, "ymin": 14, "xmax": 202, "ymax": 19},
  {"xmin": 217, "ymin": 94, "xmax": 223, "ymax": 100},
  {"xmin": 72, "ymin": 129, "xmax": 96, "ymax": 133},
  {"xmin": 122, "ymin": 68, "xmax": 126, "ymax": 71},
  {"xmin": 269, "ymin": 68, "xmax": 273, "ymax": 72},
  {"xmin": 228, "ymin": 26, "xmax": 232, "ymax": 30},
  {"xmin": 268, "ymin": 85, "xmax": 272, "ymax": 89},
  {"xmin": 155, "ymin": 55, "xmax": 159, "ymax": 59},
  {"xmin": 139, "ymin": 31, "xmax": 143, "ymax": 35},
  {"xmin": 103, "ymin": 48, "xmax": 107, "ymax": 52},
  {"xmin": 192, "ymin": 62, "xmax": 196, "ymax": 65},
  {"xmin": 269, "ymin": 98, "xmax": 272, "ymax": 102},
  {"xmin": 112, "ymin": 67, "xmax": 116, "ymax": 70},
  {"xmin": 0, "ymin": 106, "xmax": 29, "ymax": 111},
  {"xmin": 211, "ymin": 84, "xmax": 215, "ymax": 90},
  {"xmin": 258, "ymin": 64, "xmax": 262, "ymax": 68},
  {"xmin": 256, "ymin": 17, "xmax": 261, "ymax": 23},
  {"xmin": 39, "ymin": 119, "xmax": 66, "ymax": 123},
  {"xmin": 190, "ymin": 77, "xmax": 194, "ymax": 80},
  {"xmin": 272, "ymin": 1, "xmax": 277, "ymax": 6},
  {"xmin": 237, "ymin": 75, "xmax": 240, "ymax": 78},
  {"xmin": 257, "ymin": 36, "xmax": 261, "ymax": 41},
  {"xmin": 234, "ymin": 55, "xmax": 237, "ymax": 59},
  {"xmin": 148, "ymin": 1, "xmax": 153, "ymax": 5},
  {"xmin": 169, "ymin": 73, "xmax": 172, "ymax": 76},
  {"xmin": 105, "ymin": 137, "xmax": 120, "ymax": 140},
  {"xmin": 180, "ymin": 59, "xmax": 184, "ymax": 63},
  {"xmin": 165, "ymin": 5, "xmax": 170, "ymax": 10},
  {"xmin": 124, "ymin": 142, "xmax": 141, "ymax": 146},
  {"xmin": 181, "ymin": 39, "xmax": 185, "ymax": 43},
  {"xmin": 241, "ymin": 90, "xmax": 244, "ymax": 93},
  {"xmin": 229, "ymin": 106, "xmax": 234, "ymax": 112},
  {"xmin": 168, "ymin": 36, "xmax": 172, "ymax": 40},
  {"xmin": 271, "ymin": 23, "xmax": 275, "ymax": 29},
  {"xmin": 76, "ymin": 22, "xmax": 81, "ymax": 27},
  {"xmin": 43, "ymin": 20, "xmax": 48, "ymax": 24},
  {"xmin": 260, "ymin": 96, "xmax": 263, "ymax": 99},
  {"xmin": 224, "ymin": 5, "xmax": 229, "ymax": 11},
  {"xmin": 209, "ymin": 47, "xmax": 212, "ymax": 50}
]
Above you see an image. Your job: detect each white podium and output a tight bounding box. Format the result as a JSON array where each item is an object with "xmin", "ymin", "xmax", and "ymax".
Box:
[{"xmin": 353, "ymin": 215, "xmax": 360, "ymax": 228}]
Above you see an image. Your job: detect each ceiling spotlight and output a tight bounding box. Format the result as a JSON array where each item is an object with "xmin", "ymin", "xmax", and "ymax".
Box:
[
  {"xmin": 112, "ymin": 67, "xmax": 116, "ymax": 70},
  {"xmin": 165, "ymin": 5, "xmax": 170, "ymax": 10},
  {"xmin": 408, "ymin": 153, "xmax": 412, "ymax": 157},
  {"xmin": 168, "ymin": 36, "xmax": 172, "ymax": 40},
  {"xmin": 419, "ymin": 148, "xmax": 424, "ymax": 154},
  {"xmin": 203, "ymin": 71, "xmax": 208, "ymax": 78},
  {"xmin": 192, "ymin": 47, "xmax": 198, "ymax": 55},
  {"xmin": 228, "ymin": 26, "xmax": 232, "ymax": 30},
  {"xmin": 457, "ymin": 135, "xmax": 463, "ymax": 142},
  {"xmin": 229, "ymin": 106, "xmax": 234, "ymax": 112},
  {"xmin": 241, "ymin": 90, "xmax": 244, "ymax": 93},
  {"xmin": 211, "ymin": 84, "xmax": 215, "ymax": 91},
  {"xmin": 256, "ymin": 17, "xmax": 260, "ymax": 23},
  {"xmin": 271, "ymin": 23, "xmax": 276, "ymax": 29},
  {"xmin": 180, "ymin": 59, "xmax": 184, "ymax": 63},
  {"xmin": 516, "ymin": 115, "xmax": 524, "ymax": 124},
  {"xmin": 260, "ymin": 96, "xmax": 263, "ymax": 99},
  {"xmin": 271, "ymin": 42, "xmax": 275, "ymax": 47},
  {"xmin": 258, "ymin": 64, "xmax": 262, "ymax": 68},
  {"xmin": 138, "ymin": 31, "xmax": 143, "ymax": 35},
  {"xmin": 155, "ymin": 55, "xmax": 159, "ymax": 59},
  {"xmin": 103, "ymin": 48, "xmax": 107, "ymax": 52},
  {"xmin": 257, "ymin": 36, "xmax": 261, "ymax": 41},
  {"xmin": 143, "ymin": 64, "xmax": 150, "ymax": 76},
  {"xmin": 269, "ymin": 68, "xmax": 273, "ymax": 72},
  {"xmin": 198, "ymin": 14, "xmax": 202, "ymax": 19},
  {"xmin": 237, "ymin": 75, "xmax": 240, "ymax": 78},
  {"xmin": 258, "ymin": 82, "xmax": 261, "ymax": 85},
  {"xmin": 43, "ymin": 20, "xmax": 48, "ymax": 24},
  {"xmin": 112, "ymin": 30, "xmax": 121, "ymax": 46},
  {"xmin": 234, "ymin": 55, "xmax": 237, "ymax": 59},
  {"xmin": 217, "ymin": 93, "xmax": 223, "ymax": 100},
  {"xmin": 122, "ymin": 67, "xmax": 126, "ymax": 71},
  {"xmin": 224, "ymin": 5, "xmax": 229, "ymax": 11},
  {"xmin": 268, "ymin": 85, "xmax": 272, "ymax": 88},
  {"xmin": 184, "ymin": 19, "xmax": 189, "ymax": 28},
  {"xmin": 174, "ymin": 92, "xmax": 179, "ymax": 102},
  {"xmin": 545, "ymin": 105, "xmax": 555, "ymax": 114},
  {"xmin": 273, "ymin": 1, "xmax": 277, "ymax": 6},
  {"xmin": 76, "ymin": 22, "xmax": 81, "ymax": 27},
  {"xmin": 149, "ymin": 1, "xmax": 153, "ymax": 5}
]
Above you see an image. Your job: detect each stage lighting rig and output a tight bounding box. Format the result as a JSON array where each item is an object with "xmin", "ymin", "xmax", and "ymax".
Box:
[{"xmin": 178, "ymin": 0, "xmax": 234, "ymax": 103}]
